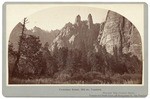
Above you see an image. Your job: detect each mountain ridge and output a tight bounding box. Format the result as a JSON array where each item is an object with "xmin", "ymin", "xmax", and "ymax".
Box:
[
  {"xmin": 9, "ymin": 11, "xmax": 142, "ymax": 61},
  {"xmin": 9, "ymin": 23, "xmax": 59, "ymax": 51}
]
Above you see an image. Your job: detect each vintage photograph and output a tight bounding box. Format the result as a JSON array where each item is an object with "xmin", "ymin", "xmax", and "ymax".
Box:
[{"xmin": 8, "ymin": 6, "xmax": 142, "ymax": 84}]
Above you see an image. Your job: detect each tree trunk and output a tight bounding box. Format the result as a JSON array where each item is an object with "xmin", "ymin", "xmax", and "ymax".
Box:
[{"xmin": 12, "ymin": 18, "xmax": 27, "ymax": 77}]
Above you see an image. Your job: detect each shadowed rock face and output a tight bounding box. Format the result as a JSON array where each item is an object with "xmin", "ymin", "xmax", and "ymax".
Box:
[
  {"xmin": 9, "ymin": 22, "xmax": 31, "ymax": 51},
  {"xmin": 99, "ymin": 11, "xmax": 142, "ymax": 60}
]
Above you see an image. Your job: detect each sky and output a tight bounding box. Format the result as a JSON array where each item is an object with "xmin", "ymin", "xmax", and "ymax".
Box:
[
  {"xmin": 6, "ymin": 4, "xmax": 144, "ymax": 36},
  {"xmin": 26, "ymin": 6, "xmax": 108, "ymax": 31}
]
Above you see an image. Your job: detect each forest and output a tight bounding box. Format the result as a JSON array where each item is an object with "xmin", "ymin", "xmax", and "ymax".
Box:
[{"xmin": 8, "ymin": 33, "xmax": 142, "ymax": 84}]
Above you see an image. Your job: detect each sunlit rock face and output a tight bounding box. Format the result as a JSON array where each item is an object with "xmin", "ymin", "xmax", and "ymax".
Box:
[{"xmin": 99, "ymin": 11, "xmax": 142, "ymax": 60}]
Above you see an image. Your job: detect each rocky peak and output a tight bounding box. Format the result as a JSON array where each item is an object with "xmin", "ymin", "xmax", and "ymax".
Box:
[
  {"xmin": 9, "ymin": 22, "xmax": 24, "ymax": 51},
  {"xmin": 75, "ymin": 15, "xmax": 81, "ymax": 27},
  {"xmin": 51, "ymin": 14, "xmax": 100, "ymax": 52},
  {"xmin": 87, "ymin": 14, "xmax": 93, "ymax": 29},
  {"xmin": 32, "ymin": 26, "xmax": 42, "ymax": 33}
]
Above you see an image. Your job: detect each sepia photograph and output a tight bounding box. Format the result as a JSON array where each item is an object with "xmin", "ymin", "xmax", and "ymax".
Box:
[
  {"xmin": 2, "ymin": 2, "xmax": 148, "ymax": 97},
  {"xmin": 7, "ymin": 5, "xmax": 143, "ymax": 85}
]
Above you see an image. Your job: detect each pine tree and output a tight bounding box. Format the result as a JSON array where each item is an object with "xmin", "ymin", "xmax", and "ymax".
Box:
[
  {"xmin": 17, "ymin": 35, "xmax": 43, "ymax": 78},
  {"xmin": 42, "ymin": 42, "xmax": 57, "ymax": 77},
  {"xmin": 57, "ymin": 47, "xmax": 68, "ymax": 71},
  {"xmin": 11, "ymin": 18, "xmax": 45, "ymax": 78},
  {"xmin": 12, "ymin": 18, "xmax": 28, "ymax": 77},
  {"xmin": 8, "ymin": 42, "xmax": 17, "ymax": 78}
]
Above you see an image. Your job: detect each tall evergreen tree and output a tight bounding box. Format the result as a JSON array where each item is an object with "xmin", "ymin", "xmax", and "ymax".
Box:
[
  {"xmin": 12, "ymin": 18, "xmax": 28, "ymax": 77},
  {"xmin": 42, "ymin": 42, "xmax": 57, "ymax": 77},
  {"xmin": 11, "ymin": 18, "xmax": 45, "ymax": 78},
  {"xmin": 17, "ymin": 35, "xmax": 43, "ymax": 78},
  {"xmin": 57, "ymin": 47, "xmax": 68, "ymax": 71},
  {"xmin": 8, "ymin": 42, "xmax": 17, "ymax": 78}
]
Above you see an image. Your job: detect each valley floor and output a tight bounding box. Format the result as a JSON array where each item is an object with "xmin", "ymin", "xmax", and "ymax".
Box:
[{"xmin": 9, "ymin": 73, "xmax": 142, "ymax": 84}]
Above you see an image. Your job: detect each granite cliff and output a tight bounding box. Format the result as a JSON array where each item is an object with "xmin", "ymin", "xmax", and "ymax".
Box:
[
  {"xmin": 51, "ymin": 11, "xmax": 142, "ymax": 61},
  {"xmin": 99, "ymin": 11, "xmax": 142, "ymax": 60}
]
